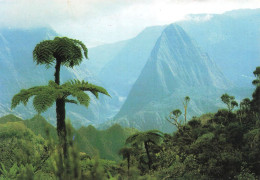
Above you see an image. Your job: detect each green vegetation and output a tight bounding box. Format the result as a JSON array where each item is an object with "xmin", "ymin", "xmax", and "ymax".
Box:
[
  {"xmin": 125, "ymin": 130, "xmax": 163, "ymax": 171},
  {"xmin": 1, "ymin": 66, "xmax": 259, "ymax": 179},
  {"xmin": 183, "ymin": 96, "xmax": 190, "ymax": 123},
  {"xmin": 1, "ymin": 34, "xmax": 259, "ymax": 179},
  {"xmin": 0, "ymin": 115, "xmax": 138, "ymax": 179},
  {"xmin": 11, "ymin": 37, "xmax": 110, "ymax": 158}
]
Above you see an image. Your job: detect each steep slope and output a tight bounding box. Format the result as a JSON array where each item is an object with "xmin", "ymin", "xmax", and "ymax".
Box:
[
  {"xmin": 99, "ymin": 26, "xmax": 165, "ymax": 98},
  {"xmin": 106, "ymin": 24, "xmax": 231, "ymax": 132},
  {"xmin": 178, "ymin": 8, "xmax": 260, "ymax": 87}
]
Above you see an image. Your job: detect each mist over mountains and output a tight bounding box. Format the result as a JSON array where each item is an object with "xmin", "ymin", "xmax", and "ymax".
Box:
[{"xmin": 0, "ymin": 9, "xmax": 259, "ymax": 131}]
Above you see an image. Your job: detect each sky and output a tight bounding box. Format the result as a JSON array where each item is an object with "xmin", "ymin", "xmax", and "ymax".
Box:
[{"xmin": 0, "ymin": 0, "xmax": 260, "ymax": 47}]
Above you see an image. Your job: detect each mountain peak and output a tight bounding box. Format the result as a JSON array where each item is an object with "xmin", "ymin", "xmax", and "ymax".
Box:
[
  {"xmin": 142, "ymin": 24, "xmax": 229, "ymax": 95},
  {"xmin": 113, "ymin": 24, "xmax": 230, "ymax": 131}
]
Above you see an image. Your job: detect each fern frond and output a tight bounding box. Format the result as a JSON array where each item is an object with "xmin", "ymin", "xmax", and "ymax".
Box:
[
  {"xmin": 33, "ymin": 91, "xmax": 56, "ymax": 113},
  {"xmin": 12, "ymin": 79, "xmax": 110, "ymax": 113},
  {"xmin": 33, "ymin": 37, "xmax": 88, "ymax": 69},
  {"xmin": 65, "ymin": 99, "xmax": 78, "ymax": 104},
  {"xmin": 64, "ymin": 79, "xmax": 110, "ymax": 98},
  {"xmin": 11, "ymin": 86, "xmax": 44, "ymax": 109},
  {"xmin": 71, "ymin": 91, "xmax": 90, "ymax": 107},
  {"xmin": 11, "ymin": 85, "xmax": 57, "ymax": 113},
  {"xmin": 33, "ymin": 40, "xmax": 55, "ymax": 67},
  {"xmin": 72, "ymin": 39, "xmax": 88, "ymax": 59}
]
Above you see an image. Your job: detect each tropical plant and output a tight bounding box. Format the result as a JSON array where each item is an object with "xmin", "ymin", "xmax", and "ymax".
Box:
[
  {"xmin": 11, "ymin": 37, "xmax": 110, "ymax": 158},
  {"xmin": 119, "ymin": 147, "xmax": 136, "ymax": 176},
  {"xmin": 166, "ymin": 109, "xmax": 183, "ymax": 130},
  {"xmin": 221, "ymin": 93, "xmax": 238, "ymax": 112},
  {"xmin": 12, "ymin": 80, "xmax": 109, "ymax": 156},
  {"xmin": 252, "ymin": 66, "xmax": 260, "ymax": 86},
  {"xmin": 237, "ymin": 98, "xmax": 251, "ymax": 125},
  {"xmin": 251, "ymin": 66, "xmax": 260, "ymax": 114},
  {"xmin": 0, "ymin": 163, "xmax": 18, "ymax": 180},
  {"xmin": 183, "ymin": 96, "xmax": 190, "ymax": 123},
  {"xmin": 125, "ymin": 130, "xmax": 163, "ymax": 170},
  {"xmin": 33, "ymin": 37, "xmax": 88, "ymax": 85}
]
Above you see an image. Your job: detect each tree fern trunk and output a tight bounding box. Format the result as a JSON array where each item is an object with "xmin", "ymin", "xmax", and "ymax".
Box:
[
  {"xmin": 144, "ymin": 142, "xmax": 152, "ymax": 170},
  {"xmin": 56, "ymin": 98, "xmax": 67, "ymax": 158},
  {"xmin": 127, "ymin": 155, "xmax": 130, "ymax": 177},
  {"xmin": 55, "ymin": 60, "xmax": 68, "ymax": 158},
  {"xmin": 184, "ymin": 106, "xmax": 187, "ymax": 124},
  {"xmin": 55, "ymin": 60, "xmax": 61, "ymax": 85}
]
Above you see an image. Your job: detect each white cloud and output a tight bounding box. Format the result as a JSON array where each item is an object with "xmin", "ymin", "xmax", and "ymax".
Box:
[
  {"xmin": 1, "ymin": 0, "xmax": 260, "ymax": 46},
  {"xmin": 185, "ymin": 14, "xmax": 213, "ymax": 22}
]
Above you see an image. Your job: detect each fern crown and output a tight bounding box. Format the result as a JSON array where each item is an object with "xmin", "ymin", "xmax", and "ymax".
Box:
[{"xmin": 33, "ymin": 37, "xmax": 88, "ymax": 68}]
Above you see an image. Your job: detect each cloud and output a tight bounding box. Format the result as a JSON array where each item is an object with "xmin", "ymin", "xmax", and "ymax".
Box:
[
  {"xmin": 0, "ymin": 0, "xmax": 260, "ymax": 46},
  {"xmin": 1, "ymin": 0, "xmax": 258, "ymax": 28},
  {"xmin": 185, "ymin": 14, "xmax": 213, "ymax": 22}
]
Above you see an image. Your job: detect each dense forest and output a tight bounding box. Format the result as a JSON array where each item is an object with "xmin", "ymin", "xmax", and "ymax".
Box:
[{"xmin": 0, "ymin": 35, "xmax": 259, "ymax": 179}]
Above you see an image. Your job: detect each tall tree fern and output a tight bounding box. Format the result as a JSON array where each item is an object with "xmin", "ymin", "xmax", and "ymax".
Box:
[{"xmin": 12, "ymin": 37, "xmax": 110, "ymax": 158}]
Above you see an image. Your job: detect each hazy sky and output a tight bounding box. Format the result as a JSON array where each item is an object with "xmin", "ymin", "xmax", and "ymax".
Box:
[{"xmin": 1, "ymin": 0, "xmax": 260, "ymax": 46}]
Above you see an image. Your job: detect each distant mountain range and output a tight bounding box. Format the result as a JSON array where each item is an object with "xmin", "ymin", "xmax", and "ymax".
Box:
[{"xmin": 0, "ymin": 9, "xmax": 259, "ymax": 131}]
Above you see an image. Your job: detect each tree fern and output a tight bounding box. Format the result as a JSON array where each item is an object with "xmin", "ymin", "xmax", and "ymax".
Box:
[
  {"xmin": 17, "ymin": 36, "xmax": 104, "ymax": 160},
  {"xmin": 125, "ymin": 130, "xmax": 163, "ymax": 170}
]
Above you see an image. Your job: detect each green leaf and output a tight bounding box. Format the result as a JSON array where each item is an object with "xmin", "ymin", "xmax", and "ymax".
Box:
[
  {"xmin": 65, "ymin": 99, "xmax": 78, "ymax": 104},
  {"xmin": 33, "ymin": 91, "xmax": 56, "ymax": 113}
]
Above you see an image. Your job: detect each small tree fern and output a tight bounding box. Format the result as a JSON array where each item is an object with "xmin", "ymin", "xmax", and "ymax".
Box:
[{"xmin": 125, "ymin": 130, "xmax": 163, "ymax": 170}]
